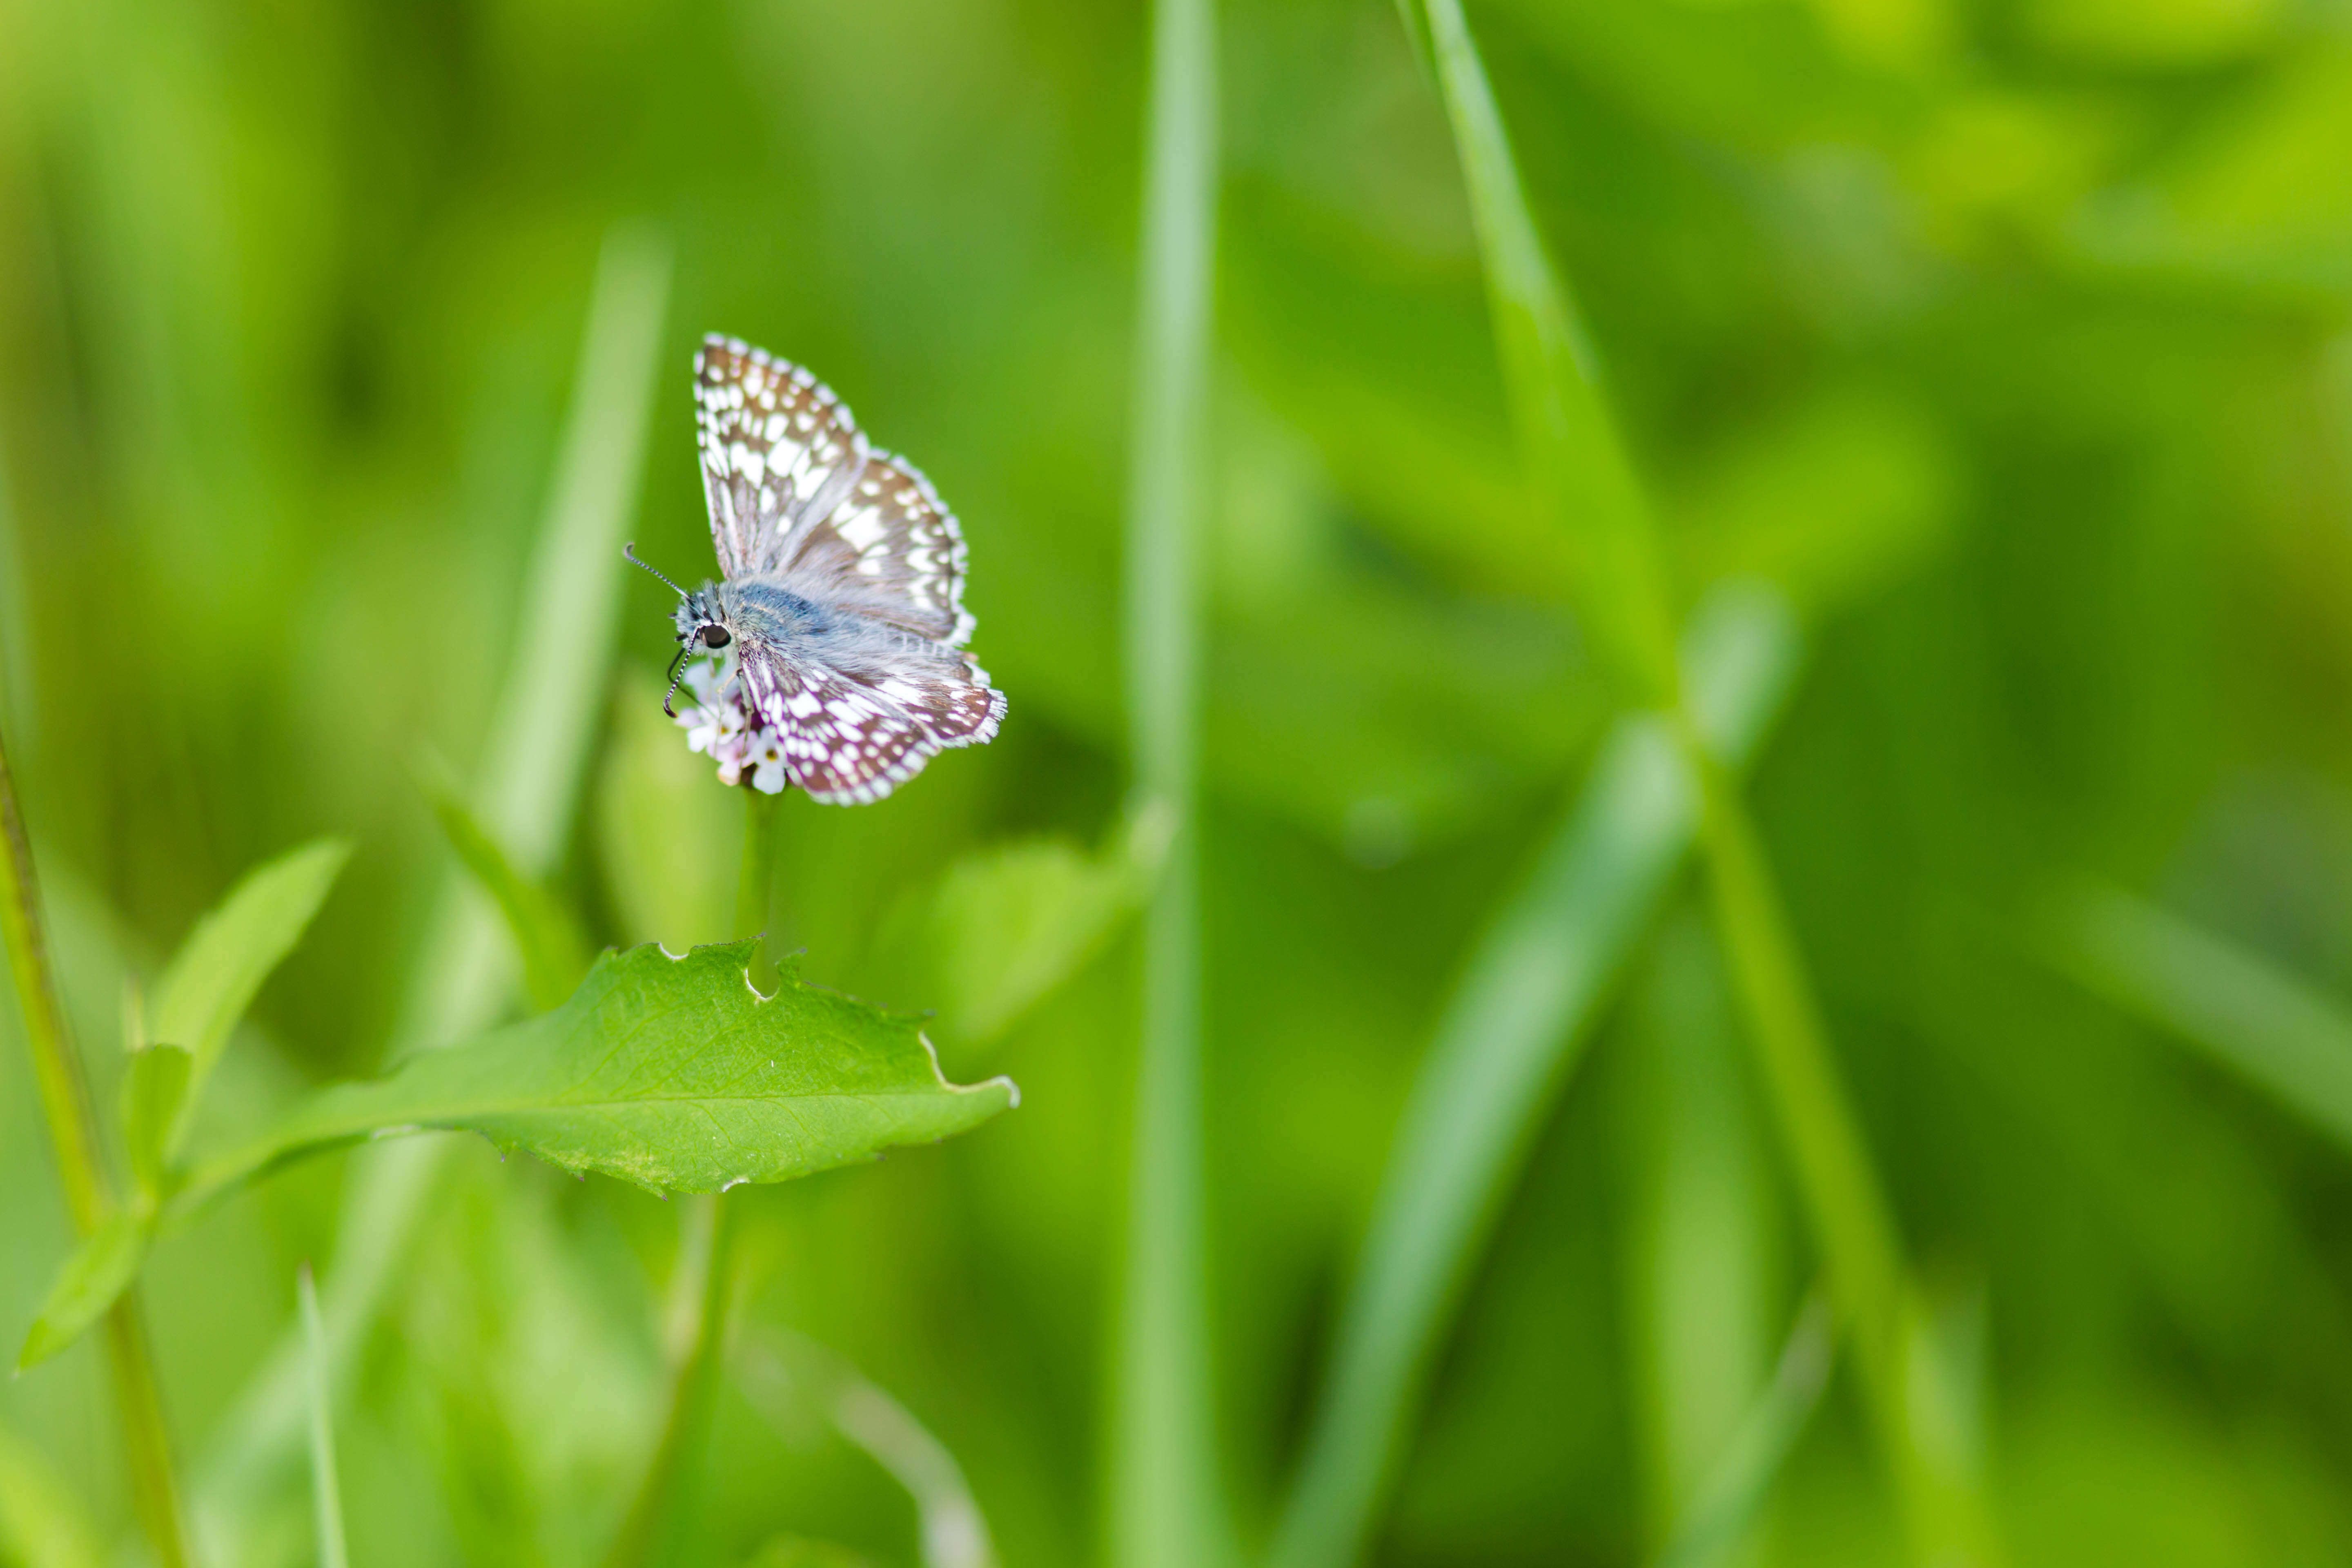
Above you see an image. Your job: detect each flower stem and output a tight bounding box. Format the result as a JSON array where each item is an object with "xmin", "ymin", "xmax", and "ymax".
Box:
[
  {"xmin": 601, "ymin": 1194, "xmax": 741, "ymax": 1568},
  {"xmin": 737, "ymin": 786, "xmax": 781, "ymax": 987},
  {"xmin": 601, "ymin": 786, "xmax": 772, "ymax": 1568},
  {"xmin": 0, "ymin": 736, "xmax": 193, "ymax": 1568}
]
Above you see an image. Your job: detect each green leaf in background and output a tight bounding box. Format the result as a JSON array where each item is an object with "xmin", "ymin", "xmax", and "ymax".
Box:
[
  {"xmin": 120, "ymin": 1044, "xmax": 192, "ymax": 1200},
  {"xmin": 177, "ymin": 941, "xmax": 1016, "ymax": 1211},
  {"xmin": 150, "ymin": 837, "xmax": 350, "ymax": 1160},
  {"xmin": 16, "ymin": 1211, "xmax": 149, "ymax": 1372},
  {"xmin": 2043, "ymin": 880, "xmax": 2352, "ymax": 1154},
  {"xmin": 0, "ymin": 1423, "xmax": 105, "ymax": 1568},
  {"xmin": 419, "ymin": 762, "xmax": 595, "ymax": 1012},
  {"xmin": 911, "ymin": 803, "xmax": 1170, "ymax": 1048}
]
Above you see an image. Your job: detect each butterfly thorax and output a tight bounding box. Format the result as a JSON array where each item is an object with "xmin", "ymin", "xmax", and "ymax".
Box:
[{"xmin": 716, "ymin": 579, "xmax": 829, "ymax": 642}]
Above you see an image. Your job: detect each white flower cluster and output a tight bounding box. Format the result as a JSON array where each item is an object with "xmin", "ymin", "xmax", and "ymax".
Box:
[{"xmin": 676, "ymin": 655, "xmax": 790, "ymax": 794}]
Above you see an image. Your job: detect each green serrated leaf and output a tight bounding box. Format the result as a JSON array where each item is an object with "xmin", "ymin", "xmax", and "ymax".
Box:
[
  {"xmin": 18, "ymin": 1213, "xmax": 149, "ymax": 1372},
  {"xmin": 151, "ymin": 837, "xmax": 350, "ymax": 1160},
  {"xmin": 176, "ymin": 941, "xmax": 1017, "ymax": 1214},
  {"xmin": 419, "ymin": 764, "xmax": 594, "ymax": 1011},
  {"xmin": 120, "ymin": 1045, "xmax": 192, "ymax": 1199}
]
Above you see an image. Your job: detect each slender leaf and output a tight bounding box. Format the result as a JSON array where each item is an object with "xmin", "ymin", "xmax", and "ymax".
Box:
[
  {"xmin": 298, "ymin": 1266, "xmax": 348, "ymax": 1568},
  {"xmin": 419, "ymin": 764, "xmax": 593, "ymax": 1011},
  {"xmin": 151, "ymin": 837, "xmax": 350, "ymax": 1159},
  {"xmin": 1653, "ymin": 1297, "xmax": 1835, "ymax": 1568},
  {"xmin": 1271, "ymin": 585, "xmax": 1799, "ymax": 1568},
  {"xmin": 1627, "ymin": 911, "xmax": 1778, "ymax": 1553},
  {"xmin": 2045, "ymin": 880, "xmax": 2352, "ymax": 1153},
  {"xmin": 17, "ymin": 1212, "xmax": 149, "ymax": 1371},
  {"xmin": 121, "ymin": 1044, "xmax": 192, "ymax": 1199},
  {"xmin": 1418, "ymin": 0, "xmax": 1677, "ymax": 705},
  {"xmin": 176, "ymin": 941, "xmax": 1016, "ymax": 1212}
]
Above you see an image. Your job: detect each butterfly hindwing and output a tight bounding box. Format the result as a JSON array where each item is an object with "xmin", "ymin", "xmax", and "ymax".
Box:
[
  {"xmin": 694, "ymin": 336, "xmax": 867, "ymax": 578},
  {"xmin": 735, "ymin": 647, "xmax": 938, "ymax": 805}
]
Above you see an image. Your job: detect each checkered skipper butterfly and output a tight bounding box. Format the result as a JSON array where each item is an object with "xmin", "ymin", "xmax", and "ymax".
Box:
[{"xmin": 627, "ymin": 335, "xmax": 1005, "ymax": 804}]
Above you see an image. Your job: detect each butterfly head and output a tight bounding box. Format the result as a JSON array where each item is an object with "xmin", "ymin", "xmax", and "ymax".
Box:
[
  {"xmin": 626, "ymin": 543, "xmax": 735, "ymax": 716},
  {"xmin": 673, "ymin": 588, "xmax": 733, "ymax": 653}
]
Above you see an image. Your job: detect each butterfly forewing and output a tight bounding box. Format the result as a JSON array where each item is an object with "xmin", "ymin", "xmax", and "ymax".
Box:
[{"xmin": 694, "ymin": 336, "xmax": 867, "ymax": 577}]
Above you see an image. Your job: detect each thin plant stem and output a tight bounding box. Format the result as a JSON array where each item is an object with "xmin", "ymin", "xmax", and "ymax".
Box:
[
  {"xmin": 601, "ymin": 786, "xmax": 771, "ymax": 1568},
  {"xmin": 1111, "ymin": 0, "xmax": 1226, "ymax": 1563},
  {"xmin": 0, "ymin": 736, "xmax": 193, "ymax": 1568},
  {"xmin": 737, "ymin": 786, "xmax": 782, "ymax": 987}
]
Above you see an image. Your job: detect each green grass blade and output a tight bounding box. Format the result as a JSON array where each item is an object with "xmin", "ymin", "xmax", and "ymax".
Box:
[
  {"xmin": 1417, "ymin": 0, "xmax": 1677, "ymax": 706},
  {"xmin": 298, "ymin": 1266, "xmax": 348, "ymax": 1568},
  {"xmin": 2045, "ymin": 880, "xmax": 2352, "ymax": 1152},
  {"xmin": 1652, "ymin": 1296, "xmax": 1834, "ymax": 1568},
  {"xmin": 1626, "ymin": 911, "xmax": 1778, "ymax": 1560},
  {"xmin": 1112, "ymin": 0, "xmax": 1225, "ymax": 1563},
  {"xmin": 418, "ymin": 762, "xmax": 594, "ymax": 1012},
  {"xmin": 1270, "ymin": 586, "xmax": 1798, "ymax": 1568},
  {"xmin": 149, "ymin": 836, "xmax": 349, "ymax": 1160},
  {"xmin": 192, "ymin": 224, "xmax": 672, "ymax": 1549},
  {"xmin": 174, "ymin": 942, "xmax": 1017, "ymax": 1212}
]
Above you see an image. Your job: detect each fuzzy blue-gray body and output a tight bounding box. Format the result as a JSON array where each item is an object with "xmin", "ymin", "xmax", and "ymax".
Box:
[{"xmin": 704, "ymin": 577, "xmax": 936, "ymax": 681}]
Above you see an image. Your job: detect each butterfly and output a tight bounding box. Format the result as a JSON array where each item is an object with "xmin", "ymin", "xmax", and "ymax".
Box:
[{"xmin": 627, "ymin": 334, "xmax": 1005, "ymax": 805}]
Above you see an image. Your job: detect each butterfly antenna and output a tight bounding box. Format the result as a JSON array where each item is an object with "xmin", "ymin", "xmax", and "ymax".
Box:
[
  {"xmin": 623, "ymin": 542, "xmax": 689, "ymax": 600},
  {"xmin": 660, "ymin": 645, "xmax": 690, "ymax": 719}
]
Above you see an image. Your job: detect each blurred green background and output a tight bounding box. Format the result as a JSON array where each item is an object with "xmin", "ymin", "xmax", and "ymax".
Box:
[{"xmin": 6, "ymin": 0, "xmax": 2352, "ymax": 1563}]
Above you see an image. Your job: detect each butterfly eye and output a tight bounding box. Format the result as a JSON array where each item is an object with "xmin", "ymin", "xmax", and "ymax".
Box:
[{"xmin": 701, "ymin": 624, "xmax": 731, "ymax": 648}]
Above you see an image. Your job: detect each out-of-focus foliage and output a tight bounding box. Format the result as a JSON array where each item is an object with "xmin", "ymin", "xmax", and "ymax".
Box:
[{"xmin": 4, "ymin": 0, "xmax": 2352, "ymax": 1561}]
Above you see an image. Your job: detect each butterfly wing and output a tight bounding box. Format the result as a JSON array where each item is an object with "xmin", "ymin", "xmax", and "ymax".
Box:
[
  {"xmin": 737, "ymin": 637, "xmax": 1006, "ymax": 806},
  {"xmin": 694, "ymin": 336, "xmax": 869, "ymax": 578},
  {"xmin": 701, "ymin": 335, "xmax": 1002, "ymax": 804},
  {"xmin": 775, "ymin": 449, "xmax": 976, "ymax": 647}
]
